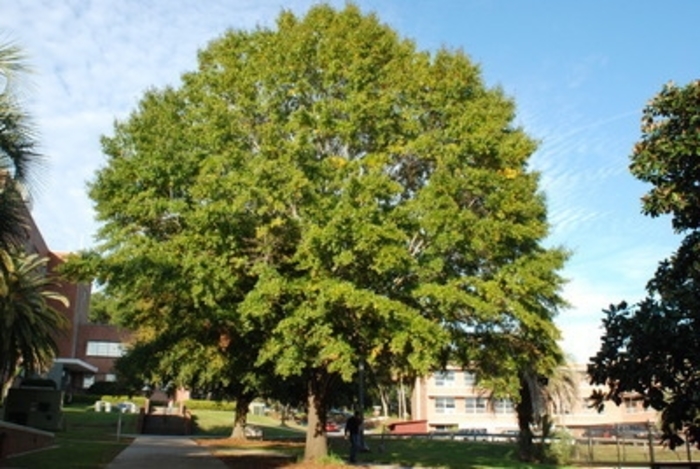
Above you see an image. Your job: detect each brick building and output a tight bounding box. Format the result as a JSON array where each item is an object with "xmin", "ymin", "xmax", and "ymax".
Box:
[{"xmin": 21, "ymin": 206, "xmax": 131, "ymax": 394}]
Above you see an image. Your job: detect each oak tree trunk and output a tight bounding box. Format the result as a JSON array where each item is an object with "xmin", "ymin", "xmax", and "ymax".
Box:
[
  {"xmin": 516, "ymin": 375, "xmax": 535, "ymax": 461},
  {"xmin": 230, "ymin": 394, "xmax": 253, "ymax": 439},
  {"xmin": 304, "ymin": 374, "xmax": 329, "ymax": 461}
]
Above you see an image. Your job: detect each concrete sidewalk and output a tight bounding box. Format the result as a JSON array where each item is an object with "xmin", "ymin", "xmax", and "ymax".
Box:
[{"xmin": 106, "ymin": 435, "xmax": 227, "ymax": 469}]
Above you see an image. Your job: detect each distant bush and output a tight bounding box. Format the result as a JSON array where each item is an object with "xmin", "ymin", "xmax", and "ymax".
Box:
[
  {"xmin": 88, "ymin": 381, "xmax": 132, "ymax": 396},
  {"xmin": 184, "ymin": 399, "xmax": 236, "ymax": 411},
  {"xmin": 101, "ymin": 395, "xmax": 147, "ymax": 408},
  {"xmin": 69, "ymin": 394, "xmax": 102, "ymax": 405},
  {"xmin": 544, "ymin": 430, "xmax": 575, "ymax": 466}
]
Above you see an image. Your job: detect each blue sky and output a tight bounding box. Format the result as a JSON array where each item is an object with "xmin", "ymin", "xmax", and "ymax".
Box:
[{"xmin": 1, "ymin": 1, "xmax": 697, "ymax": 363}]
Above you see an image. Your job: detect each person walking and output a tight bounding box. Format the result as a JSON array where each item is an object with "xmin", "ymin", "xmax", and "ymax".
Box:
[{"xmin": 344, "ymin": 411, "xmax": 362, "ymax": 463}]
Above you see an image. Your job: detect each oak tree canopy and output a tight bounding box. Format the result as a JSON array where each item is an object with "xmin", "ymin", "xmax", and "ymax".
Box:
[{"xmin": 86, "ymin": 4, "xmax": 567, "ymax": 460}]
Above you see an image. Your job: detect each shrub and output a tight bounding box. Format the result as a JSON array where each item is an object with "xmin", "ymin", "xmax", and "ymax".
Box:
[
  {"xmin": 68, "ymin": 394, "xmax": 102, "ymax": 406},
  {"xmin": 544, "ymin": 430, "xmax": 575, "ymax": 466},
  {"xmin": 100, "ymin": 395, "xmax": 148, "ymax": 408},
  {"xmin": 88, "ymin": 381, "xmax": 130, "ymax": 396},
  {"xmin": 183, "ymin": 399, "xmax": 236, "ymax": 411}
]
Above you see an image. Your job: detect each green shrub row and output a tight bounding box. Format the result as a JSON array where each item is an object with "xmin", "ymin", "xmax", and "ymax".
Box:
[
  {"xmin": 67, "ymin": 394, "xmax": 235, "ymax": 411},
  {"xmin": 68, "ymin": 394, "xmax": 101, "ymax": 405},
  {"xmin": 100, "ymin": 395, "xmax": 148, "ymax": 407},
  {"xmin": 182, "ymin": 399, "xmax": 236, "ymax": 411},
  {"xmin": 66, "ymin": 394, "xmax": 146, "ymax": 408}
]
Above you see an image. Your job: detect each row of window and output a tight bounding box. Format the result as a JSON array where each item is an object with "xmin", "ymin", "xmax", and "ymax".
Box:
[
  {"xmin": 434, "ymin": 397, "xmax": 643, "ymax": 416},
  {"xmin": 435, "ymin": 397, "xmax": 514, "ymax": 414},
  {"xmin": 86, "ymin": 341, "xmax": 126, "ymax": 358},
  {"xmin": 434, "ymin": 370, "xmax": 475, "ymax": 387},
  {"xmin": 433, "ymin": 372, "xmax": 643, "ymax": 415}
]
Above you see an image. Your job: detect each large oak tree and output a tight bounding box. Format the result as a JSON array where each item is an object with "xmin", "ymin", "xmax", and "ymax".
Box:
[{"xmin": 87, "ymin": 4, "xmax": 567, "ymax": 460}]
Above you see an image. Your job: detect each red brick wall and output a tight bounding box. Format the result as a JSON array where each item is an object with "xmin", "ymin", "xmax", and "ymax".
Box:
[
  {"xmin": 0, "ymin": 421, "xmax": 55, "ymax": 459},
  {"xmin": 389, "ymin": 420, "xmax": 428, "ymax": 434},
  {"xmin": 21, "ymin": 207, "xmax": 134, "ymax": 387},
  {"xmin": 46, "ymin": 253, "xmax": 92, "ymax": 359}
]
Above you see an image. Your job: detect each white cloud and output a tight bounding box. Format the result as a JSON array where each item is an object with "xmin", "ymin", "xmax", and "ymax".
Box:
[{"xmin": 1, "ymin": 0, "xmax": 325, "ymax": 251}]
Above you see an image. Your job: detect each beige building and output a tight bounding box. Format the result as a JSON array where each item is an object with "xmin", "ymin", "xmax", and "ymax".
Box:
[{"xmin": 411, "ymin": 365, "xmax": 657, "ymax": 435}]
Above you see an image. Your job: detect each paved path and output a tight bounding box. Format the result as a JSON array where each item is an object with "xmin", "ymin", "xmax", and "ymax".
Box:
[{"xmin": 106, "ymin": 435, "xmax": 227, "ymax": 469}]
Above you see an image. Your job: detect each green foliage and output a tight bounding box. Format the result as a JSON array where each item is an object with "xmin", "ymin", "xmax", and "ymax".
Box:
[
  {"xmin": 87, "ymin": 290, "xmax": 120, "ymax": 323},
  {"xmin": 70, "ymin": 393, "xmax": 102, "ymax": 405},
  {"xmin": 589, "ymin": 80, "xmax": 700, "ymax": 449},
  {"xmin": 87, "ymin": 3, "xmax": 566, "ymax": 460},
  {"xmin": 185, "ymin": 399, "xmax": 236, "ymax": 411},
  {"xmin": 630, "ymin": 80, "xmax": 700, "ymax": 232},
  {"xmin": 0, "ymin": 39, "xmax": 68, "ymax": 396},
  {"xmin": 88, "ymin": 380, "xmax": 129, "ymax": 396},
  {"xmin": 99, "ymin": 394, "xmax": 147, "ymax": 407},
  {"xmin": 0, "ymin": 39, "xmax": 43, "ymax": 251},
  {"xmin": 0, "ymin": 248, "xmax": 68, "ymax": 387},
  {"xmin": 542, "ymin": 429, "xmax": 574, "ymax": 466}
]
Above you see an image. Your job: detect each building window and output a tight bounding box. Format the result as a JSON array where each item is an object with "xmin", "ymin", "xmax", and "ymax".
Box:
[
  {"xmin": 435, "ymin": 397, "xmax": 456, "ymax": 414},
  {"xmin": 434, "ymin": 371, "xmax": 455, "ymax": 386},
  {"xmin": 493, "ymin": 398, "xmax": 514, "ymax": 414},
  {"xmin": 465, "ymin": 397, "xmax": 488, "ymax": 414},
  {"xmin": 83, "ymin": 374, "xmax": 95, "ymax": 389},
  {"xmin": 464, "ymin": 372, "xmax": 476, "ymax": 387},
  {"xmin": 105, "ymin": 374, "xmax": 117, "ymax": 382},
  {"xmin": 624, "ymin": 398, "xmax": 639, "ymax": 413},
  {"xmin": 86, "ymin": 341, "xmax": 125, "ymax": 358}
]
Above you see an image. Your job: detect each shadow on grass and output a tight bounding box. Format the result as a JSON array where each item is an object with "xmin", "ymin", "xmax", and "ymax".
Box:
[
  {"xmin": 192, "ymin": 418, "xmax": 306, "ymax": 440},
  {"xmin": 329, "ymin": 437, "xmax": 563, "ymax": 469},
  {"xmin": 201, "ymin": 436, "xmax": 562, "ymax": 469},
  {"xmin": 197, "ymin": 438, "xmax": 305, "ymax": 468}
]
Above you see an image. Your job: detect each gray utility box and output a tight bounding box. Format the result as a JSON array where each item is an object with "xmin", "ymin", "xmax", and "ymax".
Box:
[{"xmin": 4, "ymin": 387, "xmax": 64, "ymax": 431}]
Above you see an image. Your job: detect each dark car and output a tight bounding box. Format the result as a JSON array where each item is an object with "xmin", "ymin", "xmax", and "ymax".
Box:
[{"xmin": 454, "ymin": 428, "xmax": 489, "ymax": 441}]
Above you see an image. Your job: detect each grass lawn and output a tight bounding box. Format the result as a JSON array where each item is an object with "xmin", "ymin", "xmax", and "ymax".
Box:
[
  {"xmin": 193, "ymin": 410, "xmax": 563, "ymax": 468},
  {"xmin": 198, "ymin": 434, "xmax": 566, "ymax": 469},
  {"xmin": 193, "ymin": 409, "xmax": 308, "ymax": 439},
  {"xmin": 7, "ymin": 406, "xmax": 697, "ymax": 468},
  {"xmin": 5, "ymin": 404, "xmax": 139, "ymax": 469},
  {"xmin": 194, "ymin": 410, "xmax": 700, "ymax": 468}
]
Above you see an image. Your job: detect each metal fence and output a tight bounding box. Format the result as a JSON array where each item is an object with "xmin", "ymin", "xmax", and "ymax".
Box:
[
  {"xmin": 367, "ymin": 430, "xmax": 700, "ymax": 467},
  {"xmin": 570, "ymin": 435, "xmax": 700, "ymax": 467}
]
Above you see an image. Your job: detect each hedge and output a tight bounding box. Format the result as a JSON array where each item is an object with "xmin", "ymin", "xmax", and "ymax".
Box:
[{"xmin": 182, "ymin": 399, "xmax": 236, "ymax": 411}]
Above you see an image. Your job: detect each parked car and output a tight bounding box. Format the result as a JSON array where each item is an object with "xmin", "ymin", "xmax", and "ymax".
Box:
[
  {"xmin": 614, "ymin": 424, "xmax": 648, "ymax": 440},
  {"xmin": 454, "ymin": 428, "xmax": 489, "ymax": 441},
  {"xmin": 325, "ymin": 421, "xmax": 341, "ymax": 432},
  {"xmin": 583, "ymin": 427, "xmax": 614, "ymax": 438}
]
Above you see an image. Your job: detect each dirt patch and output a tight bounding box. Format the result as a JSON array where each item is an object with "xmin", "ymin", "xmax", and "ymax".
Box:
[{"xmin": 196, "ymin": 438, "xmax": 348, "ymax": 469}]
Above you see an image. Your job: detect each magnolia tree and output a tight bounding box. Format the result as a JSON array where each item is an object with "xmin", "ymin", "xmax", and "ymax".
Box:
[
  {"xmin": 87, "ymin": 5, "xmax": 567, "ymax": 460},
  {"xmin": 589, "ymin": 80, "xmax": 700, "ymax": 449}
]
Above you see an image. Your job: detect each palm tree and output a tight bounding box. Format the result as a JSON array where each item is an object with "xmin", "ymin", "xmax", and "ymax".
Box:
[
  {"xmin": 516, "ymin": 362, "xmax": 579, "ymax": 462},
  {"xmin": 0, "ymin": 39, "xmax": 66, "ymax": 398},
  {"xmin": 0, "ymin": 248, "xmax": 68, "ymax": 396},
  {"xmin": 0, "ymin": 39, "xmax": 42, "ymax": 250}
]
